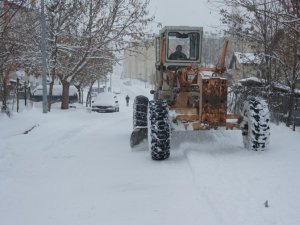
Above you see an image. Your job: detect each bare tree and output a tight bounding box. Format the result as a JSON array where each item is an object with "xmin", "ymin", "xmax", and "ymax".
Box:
[
  {"xmin": 0, "ymin": 0, "xmax": 30, "ymax": 113},
  {"xmin": 73, "ymin": 55, "xmax": 114, "ymax": 105},
  {"xmin": 44, "ymin": 0, "xmax": 153, "ymax": 109},
  {"xmin": 274, "ymin": 0, "xmax": 300, "ymax": 126},
  {"xmin": 219, "ymin": 0, "xmax": 282, "ymax": 84},
  {"xmin": 1, "ymin": 0, "xmax": 153, "ymax": 112},
  {"xmin": 44, "ymin": 0, "xmax": 83, "ymax": 111},
  {"xmin": 217, "ymin": 0, "xmax": 299, "ymax": 126}
]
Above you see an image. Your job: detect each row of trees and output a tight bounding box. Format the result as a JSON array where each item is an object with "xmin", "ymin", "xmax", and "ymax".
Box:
[
  {"xmin": 214, "ymin": 0, "xmax": 299, "ymax": 126},
  {"xmin": 1, "ymin": 0, "xmax": 153, "ymax": 111}
]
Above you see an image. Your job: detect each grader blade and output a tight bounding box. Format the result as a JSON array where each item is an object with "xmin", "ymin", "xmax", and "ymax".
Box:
[{"xmin": 130, "ymin": 127, "xmax": 148, "ymax": 148}]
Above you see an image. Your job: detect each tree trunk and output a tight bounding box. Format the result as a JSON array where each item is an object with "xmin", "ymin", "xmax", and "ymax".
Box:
[
  {"xmin": 61, "ymin": 82, "xmax": 70, "ymax": 109},
  {"xmin": 47, "ymin": 82, "xmax": 54, "ymax": 112},
  {"xmin": 24, "ymin": 81, "xmax": 27, "ymax": 106},
  {"xmin": 1, "ymin": 72, "xmax": 9, "ymax": 112},
  {"xmin": 16, "ymin": 78, "xmax": 19, "ymax": 112},
  {"xmin": 86, "ymin": 84, "xmax": 94, "ymax": 107},
  {"xmin": 75, "ymin": 85, "xmax": 82, "ymax": 104}
]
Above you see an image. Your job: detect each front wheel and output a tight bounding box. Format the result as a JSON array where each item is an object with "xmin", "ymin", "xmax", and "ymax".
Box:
[
  {"xmin": 241, "ymin": 97, "xmax": 270, "ymax": 151},
  {"xmin": 133, "ymin": 95, "xmax": 149, "ymax": 128},
  {"xmin": 148, "ymin": 100, "xmax": 170, "ymax": 160}
]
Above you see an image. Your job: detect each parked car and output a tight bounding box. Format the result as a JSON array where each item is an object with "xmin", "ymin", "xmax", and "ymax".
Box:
[
  {"xmin": 113, "ymin": 87, "xmax": 121, "ymax": 94},
  {"xmin": 92, "ymin": 93, "xmax": 119, "ymax": 113},
  {"xmin": 31, "ymin": 85, "xmax": 78, "ymax": 103}
]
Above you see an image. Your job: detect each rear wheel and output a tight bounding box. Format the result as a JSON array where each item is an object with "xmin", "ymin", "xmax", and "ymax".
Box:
[
  {"xmin": 133, "ymin": 95, "xmax": 149, "ymax": 128},
  {"xmin": 241, "ymin": 97, "xmax": 270, "ymax": 151},
  {"xmin": 148, "ymin": 100, "xmax": 170, "ymax": 160}
]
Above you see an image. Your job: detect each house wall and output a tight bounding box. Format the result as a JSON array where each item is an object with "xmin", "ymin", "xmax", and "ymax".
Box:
[
  {"xmin": 231, "ymin": 62, "xmax": 259, "ymax": 83},
  {"xmin": 228, "ymin": 52, "xmax": 262, "ymax": 84}
]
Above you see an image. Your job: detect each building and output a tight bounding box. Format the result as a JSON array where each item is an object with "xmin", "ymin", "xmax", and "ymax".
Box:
[
  {"xmin": 228, "ymin": 52, "xmax": 264, "ymax": 83},
  {"xmin": 122, "ymin": 39, "xmax": 155, "ymax": 85}
]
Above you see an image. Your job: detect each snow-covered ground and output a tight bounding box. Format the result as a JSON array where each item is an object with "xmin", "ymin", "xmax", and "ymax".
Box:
[{"xmin": 1, "ymin": 75, "xmax": 300, "ymax": 225}]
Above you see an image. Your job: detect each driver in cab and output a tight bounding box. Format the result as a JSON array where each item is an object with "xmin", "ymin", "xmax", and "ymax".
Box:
[{"xmin": 169, "ymin": 44, "xmax": 187, "ymax": 60}]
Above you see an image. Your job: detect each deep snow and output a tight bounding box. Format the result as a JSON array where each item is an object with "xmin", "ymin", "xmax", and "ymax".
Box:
[{"xmin": 0, "ymin": 75, "xmax": 300, "ymax": 225}]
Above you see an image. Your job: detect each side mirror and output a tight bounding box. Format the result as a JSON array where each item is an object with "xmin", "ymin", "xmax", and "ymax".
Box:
[{"xmin": 150, "ymin": 90, "xmax": 155, "ymax": 94}]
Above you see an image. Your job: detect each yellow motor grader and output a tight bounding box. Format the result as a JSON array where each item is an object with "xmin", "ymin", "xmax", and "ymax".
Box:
[{"xmin": 130, "ymin": 26, "xmax": 270, "ymax": 160}]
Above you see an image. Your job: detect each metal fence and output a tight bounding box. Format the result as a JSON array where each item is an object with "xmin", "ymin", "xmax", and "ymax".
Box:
[{"xmin": 269, "ymin": 95, "xmax": 300, "ymax": 127}]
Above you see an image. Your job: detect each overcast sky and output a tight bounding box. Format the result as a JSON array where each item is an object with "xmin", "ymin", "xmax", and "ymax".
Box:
[{"xmin": 148, "ymin": 0, "xmax": 224, "ymax": 34}]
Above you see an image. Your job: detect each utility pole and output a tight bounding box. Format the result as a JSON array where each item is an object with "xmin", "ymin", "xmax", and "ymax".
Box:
[
  {"xmin": 0, "ymin": 0, "xmax": 3, "ymax": 111},
  {"xmin": 0, "ymin": 0, "xmax": 9, "ymax": 112},
  {"xmin": 110, "ymin": 73, "xmax": 112, "ymax": 92},
  {"xmin": 40, "ymin": 0, "xmax": 48, "ymax": 113}
]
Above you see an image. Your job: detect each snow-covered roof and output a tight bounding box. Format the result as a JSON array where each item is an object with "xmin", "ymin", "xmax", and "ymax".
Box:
[
  {"xmin": 238, "ymin": 77, "xmax": 300, "ymax": 94},
  {"xmin": 234, "ymin": 52, "xmax": 263, "ymax": 65},
  {"xmin": 272, "ymin": 82, "xmax": 300, "ymax": 94},
  {"xmin": 239, "ymin": 77, "xmax": 265, "ymax": 84}
]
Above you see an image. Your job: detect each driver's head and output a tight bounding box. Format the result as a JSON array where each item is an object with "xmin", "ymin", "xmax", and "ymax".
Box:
[{"xmin": 176, "ymin": 45, "xmax": 182, "ymax": 52}]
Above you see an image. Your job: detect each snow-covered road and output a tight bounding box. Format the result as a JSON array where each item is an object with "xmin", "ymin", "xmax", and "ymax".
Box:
[{"xmin": 1, "ymin": 76, "xmax": 300, "ymax": 225}]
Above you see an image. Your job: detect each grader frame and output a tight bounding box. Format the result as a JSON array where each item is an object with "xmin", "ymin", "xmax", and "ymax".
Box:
[
  {"xmin": 130, "ymin": 26, "xmax": 270, "ymax": 160},
  {"xmin": 153, "ymin": 26, "xmax": 240, "ymax": 131}
]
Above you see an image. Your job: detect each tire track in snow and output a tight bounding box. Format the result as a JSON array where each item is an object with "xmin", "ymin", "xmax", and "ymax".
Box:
[
  {"xmin": 170, "ymin": 130, "xmax": 239, "ymax": 224},
  {"xmin": 181, "ymin": 147, "xmax": 224, "ymax": 225},
  {"xmin": 176, "ymin": 129, "xmax": 244, "ymax": 225}
]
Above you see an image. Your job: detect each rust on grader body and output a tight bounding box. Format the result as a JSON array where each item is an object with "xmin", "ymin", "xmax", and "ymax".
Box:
[
  {"xmin": 155, "ymin": 28, "xmax": 240, "ymax": 132},
  {"xmin": 169, "ymin": 72, "xmax": 237, "ymax": 130},
  {"xmin": 200, "ymin": 77, "xmax": 227, "ymax": 127}
]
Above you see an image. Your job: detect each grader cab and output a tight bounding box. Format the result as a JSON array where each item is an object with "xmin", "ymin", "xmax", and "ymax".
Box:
[{"xmin": 130, "ymin": 26, "xmax": 270, "ymax": 160}]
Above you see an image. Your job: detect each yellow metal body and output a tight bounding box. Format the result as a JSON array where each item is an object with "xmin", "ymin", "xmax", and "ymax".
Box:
[
  {"xmin": 167, "ymin": 68, "xmax": 240, "ymax": 130},
  {"xmin": 155, "ymin": 28, "xmax": 240, "ymax": 130}
]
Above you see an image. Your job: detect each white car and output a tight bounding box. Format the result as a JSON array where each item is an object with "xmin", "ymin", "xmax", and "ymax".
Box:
[
  {"xmin": 113, "ymin": 87, "xmax": 121, "ymax": 94},
  {"xmin": 92, "ymin": 93, "xmax": 119, "ymax": 113}
]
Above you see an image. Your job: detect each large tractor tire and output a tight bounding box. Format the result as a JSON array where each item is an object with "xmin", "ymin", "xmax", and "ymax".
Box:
[
  {"xmin": 130, "ymin": 95, "xmax": 149, "ymax": 148},
  {"xmin": 133, "ymin": 95, "xmax": 149, "ymax": 128},
  {"xmin": 148, "ymin": 100, "xmax": 170, "ymax": 160},
  {"xmin": 241, "ymin": 97, "xmax": 270, "ymax": 151}
]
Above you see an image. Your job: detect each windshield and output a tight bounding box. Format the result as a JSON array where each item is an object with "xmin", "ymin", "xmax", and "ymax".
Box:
[{"xmin": 167, "ymin": 31, "xmax": 200, "ymax": 61}]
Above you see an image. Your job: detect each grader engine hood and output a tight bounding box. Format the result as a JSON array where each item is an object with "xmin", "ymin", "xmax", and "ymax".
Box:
[
  {"xmin": 167, "ymin": 72, "xmax": 229, "ymax": 131},
  {"xmin": 200, "ymin": 77, "xmax": 228, "ymax": 128}
]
